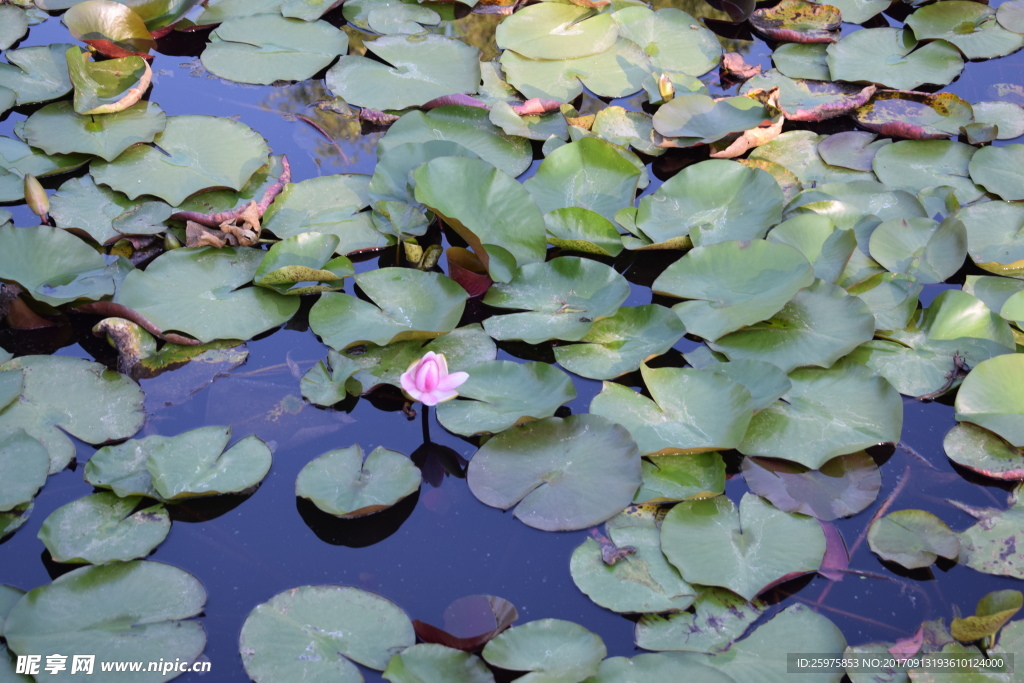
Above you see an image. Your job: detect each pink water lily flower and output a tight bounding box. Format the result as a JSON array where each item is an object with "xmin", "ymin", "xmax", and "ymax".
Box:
[{"xmin": 400, "ymin": 352, "xmax": 469, "ymax": 406}]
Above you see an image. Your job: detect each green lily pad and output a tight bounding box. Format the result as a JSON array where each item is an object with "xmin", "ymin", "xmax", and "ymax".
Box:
[
  {"xmin": 868, "ymin": 216, "xmax": 967, "ymax": 284},
  {"xmin": 654, "ymin": 239, "xmax": 814, "ymax": 342},
  {"xmin": 384, "ymin": 644, "xmax": 494, "ymax": 683},
  {"xmin": 496, "ymin": 3, "xmax": 617, "ymax": 60},
  {"xmin": 972, "ymin": 101, "xmax": 1024, "ymax": 141},
  {"xmin": 953, "ymin": 485, "xmax": 1024, "ymax": 579},
  {"xmin": 906, "ymin": 1, "xmax": 1024, "ymax": 60},
  {"xmin": 553, "ymin": 305, "xmax": 685, "ymax": 380},
  {"xmin": 850, "ymin": 289, "xmax": 1012, "ymax": 397},
  {"xmin": 194, "ymin": 0, "xmax": 284, "ymax": 25},
  {"xmin": 544, "ymin": 207, "xmax": 625, "ymax": 258},
  {"xmin": 591, "ymin": 364, "xmax": 755, "ymax": 456},
  {"xmin": 748, "ymin": 130, "xmax": 875, "ymax": 186},
  {"xmin": 0, "ymin": 430, "xmax": 48, "ymax": 512},
  {"xmin": 369, "ymin": 140, "xmax": 478, "ymax": 208},
  {"xmin": 482, "ymin": 257, "xmax": 629, "ymax": 344},
  {"xmin": 945, "ymin": 423, "xmax": 1024, "ymax": 480},
  {"xmin": 4, "ymin": 562, "xmax": 206, "ymax": 678},
  {"xmin": 0, "ymin": 6, "xmax": 29, "ymax": 51},
  {"xmin": 201, "ymin": 14, "xmax": 347, "ymax": 85},
  {"xmin": 0, "ymin": 86, "xmax": 14, "ymax": 118},
  {"xmin": 998, "ymin": 0, "xmax": 1024, "ymax": 31},
  {"xmin": 741, "ymin": 71, "xmax": 875, "ymax": 122},
  {"xmin": 742, "ymin": 452, "xmax": 881, "ymax": 521},
  {"xmin": 481, "ymin": 619, "xmax": 606, "ymax": 681},
  {"xmin": 240, "ymin": 585, "xmax": 415, "ymax": 680},
  {"xmin": 377, "ymin": 107, "xmax": 532, "ymax": 179},
  {"xmin": 0, "ymin": 502, "xmax": 32, "ymax": 544},
  {"xmin": 766, "ymin": 215, "xmax": 857, "ymax": 283},
  {"xmin": 738, "ymin": 359, "xmax": 903, "ymax": 469},
  {"xmin": 956, "ymin": 354, "xmax": 1024, "ymax": 447},
  {"xmin": 414, "ymin": 156, "xmax": 546, "ymax": 283},
  {"xmin": 852, "ymin": 91, "xmax": 974, "ymax": 140},
  {"xmin": 114, "ymin": 247, "xmax": 300, "ymax": 343},
  {"xmin": 147, "ymin": 426, "xmax": 272, "ymax": 500},
  {"xmin": 66, "ymin": 47, "xmax": 149, "ymax": 114},
  {"xmin": 254, "ymin": 232, "xmax": 353, "ymax": 296},
  {"xmin": 969, "ymin": 144, "xmax": 1024, "ymax": 202},
  {"xmin": 964, "ymin": 275, "xmax": 1024, "ymax": 317},
  {"xmin": 0, "ymin": 43, "xmax": 74, "ymax": 106},
  {"xmin": 872, "ymin": 140, "xmax": 983, "ymax": 206},
  {"xmin": 690, "ymin": 354, "xmax": 794, "ymax": 412},
  {"xmin": 957, "ymin": 201, "xmax": 1024, "ymax": 276},
  {"xmin": 343, "ymin": 0, "xmax": 440, "ymax": 35},
  {"xmin": 49, "ymin": 175, "xmax": 170, "ymax": 245},
  {"xmin": 772, "ymin": 42, "xmax": 830, "ymax": 80},
  {"xmin": 612, "ymin": 7, "xmax": 722, "ymax": 77},
  {"xmin": 22, "ymin": 100, "xmax": 166, "ymax": 162},
  {"xmin": 0, "ymin": 354, "xmax": 144, "ymax": 473},
  {"xmin": 0, "ymin": 225, "xmax": 114, "ymax": 306},
  {"xmin": 174, "ymin": 154, "xmax": 286, "ymax": 221},
  {"xmin": 0, "ymin": 137, "xmax": 90, "ymax": 201},
  {"xmin": 570, "ymin": 506, "xmax": 696, "ymax": 614},
  {"xmin": 751, "ymin": 0, "xmax": 840, "ymax": 43},
  {"xmin": 652, "ymin": 94, "xmax": 770, "ymax": 146},
  {"xmin": 38, "ymin": 492, "xmax": 170, "ymax": 564},
  {"xmin": 296, "ymin": 445, "xmax": 421, "ymax": 518},
  {"xmin": 669, "ymin": 604, "xmax": 846, "ymax": 682},
  {"xmin": 634, "ymin": 588, "xmax": 766, "ymax": 653},
  {"xmin": 523, "ymin": 137, "xmax": 642, "ymax": 223},
  {"xmin": 817, "ymin": 131, "xmax": 891, "ymax": 172},
  {"xmin": 309, "ymin": 268, "xmax": 467, "ymax": 351},
  {"xmin": 826, "ymin": 28, "xmax": 964, "ymax": 91},
  {"xmin": 868, "ymin": 509, "xmax": 960, "ymax": 569},
  {"xmin": 591, "ymin": 106, "xmax": 662, "ymax": 157},
  {"xmin": 812, "ymin": 0, "xmax": 889, "ymax": 24},
  {"xmin": 467, "ymin": 414, "xmax": 641, "ymax": 531},
  {"xmin": 436, "ymin": 360, "xmax": 575, "ymax": 436},
  {"xmin": 635, "ymin": 452, "xmax": 726, "ymax": 504},
  {"xmin": 588, "ymin": 653, "xmax": 734, "ymax": 681},
  {"xmin": 630, "ymin": 159, "xmax": 784, "ymax": 248},
  {"xmin": 326, "ymin": 35, "xmax": 480, "ymax": 111},
  {"xmin": 63, "ymin": 0, "xmax": 156, "ymax": 57},
  {"xmin": 708, "ymin": 280, "xmax": 875, "ymax": 373},
  {"xmin": 661, "ymin": 493, "xmax": 826, "ymax": 601},
  {"xmin": 92, "ymin": 115, "xmax": 271, "ymax": 206}
]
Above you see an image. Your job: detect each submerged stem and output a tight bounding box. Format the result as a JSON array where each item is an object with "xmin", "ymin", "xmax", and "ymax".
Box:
[{"xmin": 421, "ymin": 405, "xmax": 431, "ymax": 443}]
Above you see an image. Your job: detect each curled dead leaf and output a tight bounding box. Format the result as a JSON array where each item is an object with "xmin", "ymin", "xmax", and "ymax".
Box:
[{"xmin": 721, "ymin": 52, "xmax": 763, "ymax": 82}]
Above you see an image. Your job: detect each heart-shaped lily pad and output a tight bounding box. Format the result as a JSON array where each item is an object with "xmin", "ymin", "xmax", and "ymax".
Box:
[
  {"xmin": 742, "ymin": 452, "xmax": 881, "ymax": 521},
  {"xmin": 653, "ymin": 239, "xmax": 814, "ymax": 342},
  {"xmin": 481, "ymin": 619, "xmax": 606, "ymax": 682},
  {"xmin": 436, "ymin": 360, "xmax": 575, "ymax": 436},
  {"xmin": 240, "ymin": 585, "xmax": 416, "ymax": 680},
  {"xmin": 309, "ymin": 268, "xmax": 467, "ymax": 351},
  {"xmin": 590, "ymin": 364, "xmax": 756, "ymax": 456},
  {"xmin": 4, "ymin": 562, "xmax": 206, "ymax": 674},
  {"xmin": 661, "ymin": 493, "xmax": 826, "ymax": 601},
  {"xmin": 296, "ymin": 445, "xmax": 421, "ymax": 518},
  {"xmin": 22, "ymin": 100, "xmax": 166, "ymax": 162},
  {"xmin": 92, "ymin": 115, "xmax": 271, "ymax": 206},
  {"xmin": 467, "ymin": 414, "xmax": 641, "ymax": 531},
  {"xmin": 0, "ymin": 354, "xmax": 144, "ymax": 473},
  {"xmin": 571, "ymin": 506, "xmax": 696, "ymax": 614},
  {"xmin": 38, "ymin": 492, "xmax": 170, "ymax": 564},
  {"xmin": 482, "ymin": 257, "xmax": 630, "ymax": 344},
  {"xmin": 906, "ymin": 1, "xmax": 1024, "ymax": 60},
  {"xmin": 201, "ymin": 14, "xmax": 347, "ymax": 85},
  {"xmin": 867, "ymin": 509, "xmax": 960, "ymax": 569},
  {"xmin": 0, "ymin": 430, "xmax": 48, "ymax": 513},
  {"xmin": 739, "ymin": 359, "xmax": 903, "ymax": 469},
  {"xmin": 114, "ymin": 246, "xmax": 300, "ymax": 343},
  {"xmin": 826, "ymin": 28, "xmax": 964, "ymax": 91}
]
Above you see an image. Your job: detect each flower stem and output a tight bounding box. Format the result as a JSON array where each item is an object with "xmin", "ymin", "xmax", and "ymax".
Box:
[{"xmin": 421, "ymin": 405, "xmax": 431, "ymax": 443}]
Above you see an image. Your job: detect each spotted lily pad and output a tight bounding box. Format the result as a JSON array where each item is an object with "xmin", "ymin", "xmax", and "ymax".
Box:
[
  {"xmin": 3, "ymin": 562, "xmax": 206, "ymax": 675},
  {"xmin": 661, "ymin": 493, "xmax": 826, "ymax": 601},
  {"xmin": 0, "ymin": 354, "xmax": 144, "ymax": 473},
  {"xmin": 309, "ymin": 268, "xmax": 467, "ymax": 351},
  {"xmin": 952, "ymin": 485, "xmax": 1024, "ymax": 579},
  {"xmin": 37, "ymin": 492, "xmax": 170, "ymax": 564},
  {"xmin": 553, "ymin": 305, "xmax": 685, "ymax": 380},
  {"xmin": 738, "ymin": 359, "xmax": 903, "ymax": 469},
  {"xmin": 741, "ymin": 71, "xmax": 875, "ymax": 122},
  {"xmin": 750, "ymin": 0, "xmax": 841, "ymax": 43},
  {"xmin": 653, "ymin": 239, "xmax": 814, "ymax": 342},
  {"xmin": 253, "ymin": 232, "xmax": 353, "ymax": 296},
  {"xmin": 0, "ymin": 430, "xmax": 48, "ymax": 513},
  {"xmin": 0, "ymin": 225, "xmax": 115, "ymax": 306},
  {"xmin": 467, "ymin": 414, "xmax": 641, "ymax": 531},
  {"xmin": 969, "ymin": 144, "xmax": 1024, "ymax": 202},
  {"xmin": 906, "ymin": 1, "xmax": 1024, "ymax": 60},
  {"xmin": 591, "ymin": 364, "xmax": 756, "ymax": 456},
  {"xmin": 240, "ymin": 585, "xmax": 415, "ymax": 681},
  {"xmin": 481, "ymin": 619, "xmax": 606, "ymax": 681},
  {"xmin": 742, "ymin": 452, "xmax": 881, "ymax": 521},
  {"xmin": 92, "ymin": 115, "xmax": 271, "ymax": 206},
  {"xmin": 296, "ymin": 445, "xmax": 421, "ymax": 518},
  {"xmin": 868, "ymin": 510, "xmax": 959, "ymax": 569},
  {"xmin": 826, "ymin": 29, "xmax": 964, "ymax": 91},
  {"xmin": 951, "ymin": 590, "xmax": 1023, "ymax": 645},
  {"xmin": 326, "ymin": 34, "xmax": 480, "ymax": 111},
  {"xmin": 201, "ymin": 14, "xmax": 347, "ymax": 85},
  {"xmin": 945, "ymin": 423, "xmax": 1024, "ymax": 480},
  {"xmin": 436, "ymin": 360, "xmax": 575, "ymax": 436},
  {"xmin": 22, "ymin": 100, "xmax": 166, "ymax": 162},
  {"xmin": 570, "ymin": 507, "xmax": 696, "ymax": 614},
  {"xmin": 634, "ymin": 588, "xmax": 766, "ymax": 653},
  {"xmin": 0, "ymin": 43, "xmax": 74, "ymax": 106},
  {"xmin": 114, "ymin": 247, "xmax": 300, "ymax": 343},
  {"xmin": 852, "ymin": 91, "xmax": 973, "ymax": 140}
]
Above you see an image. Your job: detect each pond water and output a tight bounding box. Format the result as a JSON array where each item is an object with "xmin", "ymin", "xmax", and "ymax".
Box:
[{"xmin": 3, "ymin": 1, "xmax": 1024, "ymax": 681}]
